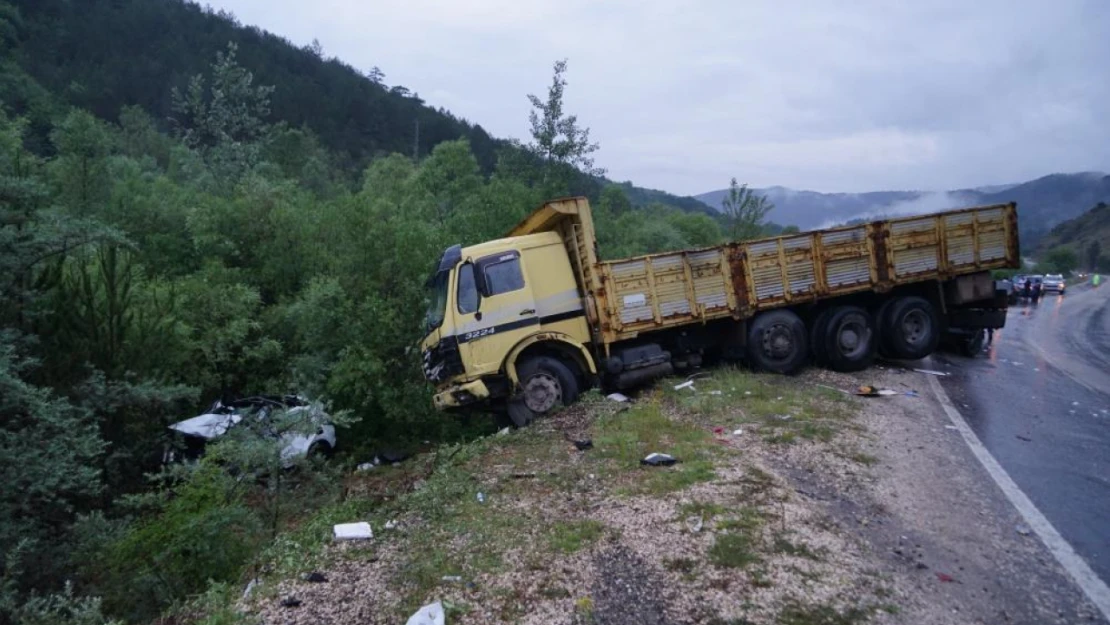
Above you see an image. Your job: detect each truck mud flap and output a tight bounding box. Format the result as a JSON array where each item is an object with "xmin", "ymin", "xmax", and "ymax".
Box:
[{"xmin": 947, "ymin": 308, "xmax": 1007, "ymax": 329}]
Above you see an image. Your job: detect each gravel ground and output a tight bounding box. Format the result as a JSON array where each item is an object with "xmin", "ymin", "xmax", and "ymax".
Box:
[{"xmin": 241, "ymin": 363, "xmax": 1103, "ymax": 625}]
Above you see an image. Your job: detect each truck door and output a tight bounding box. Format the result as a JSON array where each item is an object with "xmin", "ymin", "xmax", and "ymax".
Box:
[{"xmin": 454, "ymin": 250, "xmax": 538, "ymax": 375}]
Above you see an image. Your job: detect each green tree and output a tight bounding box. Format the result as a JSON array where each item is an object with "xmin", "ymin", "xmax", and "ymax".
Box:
[
  {"xmin": 526, "ymin": 59, "xmax": 603, "ymax": 193},
  {"xmin": 49, "ymin": 110, "xmax": 114, "ymax": 215},
  {"xmin": 171, "ymin": 42, "xmax": 274, "ymax": 186},
  {"xmin": 1040, "ymin": 246, "xmax": 1078, "ymax": 274},
  {"xmin": 1087, "ymin": 240, "xmax": 1101, "ymax": 272},
  {"xmin": 721, "ymin": 178, "xmax": 774, "ymax": 241}
]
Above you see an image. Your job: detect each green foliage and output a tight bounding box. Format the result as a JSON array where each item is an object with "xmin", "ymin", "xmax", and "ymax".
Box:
[
  {"xmin": 7, "ymin": 583, "xmax": 121, "ymax": 625},
  {"xmin": 1039, "ymin": 246, "xmax": 1079, "ymax": 275},
  {"xmin": 526, "ymin": 59, "xmax": 603, "ymax": 194},
  {"xmin": 721, "ymin": 178, "xmax": 774, "ymax": 242}
]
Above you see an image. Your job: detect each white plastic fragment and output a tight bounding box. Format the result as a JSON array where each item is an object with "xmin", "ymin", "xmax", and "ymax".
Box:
[
  {"xmin": 384, "ymin": 519, "xmax": 398, "ymax": 530},
  {"xmin": 914, "ymin": 368, "xmax": 949, "ymax": 376},
  {"xmin": 732, "ymin": 429, "xmax": 743, "ymax": 436},
  {"xmin": 441, "ymin": 575, "xmax": 462, "ymax": 582},
  {"xmin": 405, "ymin": 601, "xmax": 445, "ymax": 625},
  {"xmin": 944, "ymin": 425, "xmax": 958, "ymax": 430},
  {"xmin": 606, "ymin": 392, "xmax": 630, "ymax": 402},
  {"xmin": 744, "ymin": 391, "xmax": 752, "ymax": 396},
  {"xmin": 876, "ymin": 389, "xmax": 898, "ymax": 396},
  {"xmin": 242, "ymin": 578, "xmax": 260, "ymax": 600},
  {"xmin": 708, "ymin": 390, "xmax": 723, "ymax": 396},
  {"xmin": 495, "ymin": 427, "xmax": 510, "ymax": 436},
  {"xmin": 333, "ymin": 522, "xmax": 373, "ymax": 541},
  {"xmin": 685, "ymin": 516, "xmax": 704, "ymax": 533},
  {"xmin": 356, "ymin": 462, "xmax": 376, "ymax": 472},
  {"xmin": 674, "ymin": 380, "xmax": 695, "ymax": 391}
]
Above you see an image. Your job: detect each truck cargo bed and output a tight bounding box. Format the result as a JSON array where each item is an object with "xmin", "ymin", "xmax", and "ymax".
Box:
[{"xmin": 595, "ymin": 203, "xmax": 1018, "ymax": 342}]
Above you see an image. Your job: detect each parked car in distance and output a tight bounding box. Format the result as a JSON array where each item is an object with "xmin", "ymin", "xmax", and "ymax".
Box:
[
  {"xmin": 1042, "ymin": 274, "xmax": 1066, "ymax": 294},
  {"xmin": 164, "ymin": 395, "xmax": 336, "ymax": 467}
]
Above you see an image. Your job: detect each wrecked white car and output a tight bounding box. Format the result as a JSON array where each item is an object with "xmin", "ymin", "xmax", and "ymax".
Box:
[{"xmin": 164, "ymin": 395, "xmax": 337, "ymax": 466}]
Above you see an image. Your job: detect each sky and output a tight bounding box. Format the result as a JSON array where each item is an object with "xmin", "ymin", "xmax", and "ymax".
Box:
[{"xmin": 204, "ymin": 0, "xmax": 1110, "ymax": 195}]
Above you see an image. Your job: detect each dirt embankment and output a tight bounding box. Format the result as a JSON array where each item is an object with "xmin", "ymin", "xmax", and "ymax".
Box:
[{"xmin": 241, "ymin": 366, "xmax": 1102, "ymax": 625}]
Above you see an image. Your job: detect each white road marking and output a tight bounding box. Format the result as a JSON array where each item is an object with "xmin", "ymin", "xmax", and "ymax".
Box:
[{"xmin": 926, "ymin": 374, "xmax": 1110, "ymax": 620}]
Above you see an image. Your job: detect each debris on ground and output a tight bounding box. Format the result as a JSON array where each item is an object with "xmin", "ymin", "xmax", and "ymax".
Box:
[
  {"xmin": 733, "ymin": 428, "xmax": 743, "ymax": 436},
  {"xmin": 1016, "ymin": 435, "xmax": 1032, "ymax": 442},
  {"xmin": 685, "ymin": 516, "xmax": 704, "ymax": 533},
  {"xmin": 1016, "ymin": 524, "xmax": 1032, "ymax": 536},
  {"xmin": 496, "ymin": 427, "xmax": 510, "ymax": 436},
  {"xmin": 944, "ymin": 425, "xmax": 959, "ymax": 430},
  {"xmin": 280, "ymin": 597, "xmax": 302, "ymax": 608},
  {"xmin": 573, "ymin": 439, "xmax": 594, "ymax": 451},
  {"xmin": 673, "ymin": 380, "xmax": 695, "ymax": 391},
  {"xmin": 333, "ymin": 522, "xmax": 373, "ymax": 541},
  {"xmin": 640, "ymin": 452, "xmax": 678, "ymax": 466},
  {"xmin": 303, "ymin": 572, "xmax": 327, "ymax": 583},
  {"xmin": 384, "ymin": 519, "xmax": 399, "ymax": 530},
  {"xmin": 606, "ymin": 392, "xmax": 630, "ymax": 402},
  {"xmin": 355, "ymin": 462, "xmax": 376, "ymax": 472},
  {"xmin": 441, "ymin": 575, "xmax": 462, "ymax": 582},
  {"xmin": 242, "ymin": 578, "xmax": 260, "ymax": 600},
  {"xmin": 935, "ymin": 572, "xmax": 956, "ymax": 583},
  {"xmin": 855, "ymin": 385, "xmax": 898, "ymax": 397},
  {"xmin": 476, "ymin": 492, "xmax": 486, "ymax": 504},
  {"xmin": 708, "ymin": 390, "xmax": 723, "ymax": 395},
  {"xmin": 914, "ymin": 368, "xmax": 949, "ymax": 376},
  {"xmin": 405, "ymin": 601, "xmax": 445, "ymax": 625}
]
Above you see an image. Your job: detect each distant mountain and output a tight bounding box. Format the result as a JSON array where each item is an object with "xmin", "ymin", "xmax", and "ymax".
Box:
[
  {"xmin": 1034, "ymin": 201, "xmax": 1110, "ymax": 265},
  {"xmin": 695, "ymin": 172, "xmax": 1110, "ymax": 249}
]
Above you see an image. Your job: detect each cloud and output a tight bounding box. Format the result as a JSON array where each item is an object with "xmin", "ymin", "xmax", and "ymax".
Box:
[{"xmin": 205, "ymin": 0, "xmax": 1110, "ymax": 195}]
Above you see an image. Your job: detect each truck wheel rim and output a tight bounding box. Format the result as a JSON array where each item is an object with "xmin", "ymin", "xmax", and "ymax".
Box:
[
  {"xmin": 902, "ymin": 310, "xmax": 928, "ymax": 344},
  {"xmin": 523, "ymin": 373, "xmax": 561, "ymax": 413},
  {"xmin": 837, "ymin": 318, "xmax": 869, "ymax": 357},
  {"xmin": 762, "ymin": 324, "xmax": 794, "ymax": 360}
]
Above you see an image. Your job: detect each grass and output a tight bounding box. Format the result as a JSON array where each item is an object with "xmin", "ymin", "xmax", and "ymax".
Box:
[
  {"xmin": 848, "ymin": 452, "xmax": 879, "ymax": 466},
  {"xmin": 772, "ymin": 534, "xmax": 823, "ymax": 561},
  {"xmin": 592, "ymin": 402, "xmax": 721, "ymax": 495},
  {"xmin": 709, "ymin": 532, "xmax": 762, "ymax": 569},
  {"xmin": 548, "ymin": 519, "xmax": 607, "ymax": 554},
  {"xmin": 777, "ymin": 603, "xmax": 874, "ymax": 625},
  {"xmin": 679, "ymin": 500, "xmax": 728, "ymax": 521}
]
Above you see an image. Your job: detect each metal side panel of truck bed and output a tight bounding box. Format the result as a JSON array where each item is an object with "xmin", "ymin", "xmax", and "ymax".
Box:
[{"xmin": 593, "ymin": 203, "xmax": 1018, "ymax": 342}]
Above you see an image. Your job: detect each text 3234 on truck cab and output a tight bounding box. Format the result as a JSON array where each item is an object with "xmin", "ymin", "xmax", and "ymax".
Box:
[{"xmin": 420, "ymin": 197, "xmax": 1019, "ymax": 427}]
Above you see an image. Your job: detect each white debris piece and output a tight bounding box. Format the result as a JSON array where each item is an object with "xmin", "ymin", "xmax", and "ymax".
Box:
[
  {"xmin": 944, "ymin": 425, "xmax": 959, "ymax": 430},
  {"xmin": 673, "ymin": 380, "xmax": 695, "ymax": 391},
  {"xmin": 356, "ymin": 462, "xmax": 376, "ymax": 472},
  {"xmin": 405, "ymin": 601, "xmax": 445, "ymax": 625},
  {"xmin": 877, "ymin": 389, "xmax": 898, "ymax": 396},
  {"xmin": 495, "ymin": 427, "xmax": 510, "ymax": 436},
  {"xmin": 708, "ymin": 390, "xmax": 723, "ymax": 396},
  {"xmin": 914, "ymin": 368, "xmax": 949, "ymax": 376},
  {"xmin": 733, "ymin": 429, "xmax": 743, "ymax": 436},
  {"xmin": 685, "ymin": 516, "xmax": 704, "ymax": 533},
  {"xmin": 606, "ymin": 392, "xmax": 630, "ymax": 402},
  {"xmin": 333, "ymin": 522, "xmax": 373, "ymax": 541},
  {"xmin": 384, "ymin": 519, "xmax": 398, "ymax": 530}
]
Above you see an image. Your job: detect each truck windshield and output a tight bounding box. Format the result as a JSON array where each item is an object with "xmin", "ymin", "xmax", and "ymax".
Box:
[{"xmin": 424, "ymin": 270, "xmax": 450, "ymax": 332}]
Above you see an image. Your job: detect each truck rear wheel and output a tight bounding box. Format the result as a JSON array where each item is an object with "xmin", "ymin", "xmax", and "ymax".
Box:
[
  {"xmin": 822, "ymin": 306, "xmax": 877, "ymax": 372},
  {"xmin": 506, "ymin": 356, "xmax": 579, "ymax": 428},
  {"xmin": 882, "ymin": 296, "xmax": 940, "ymax": 360},
  {"xmin": 747, "ymin": 310, "xmax": 808, "ymax": 374},
  {"xmin": 809, "ymin": 308, "xmax": 835, "ymax": 366}
]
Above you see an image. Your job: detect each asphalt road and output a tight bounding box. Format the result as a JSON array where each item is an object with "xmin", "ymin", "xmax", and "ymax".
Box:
[{"xmin": 931, "ymin": 281, "xmax": 1110, "ymax": 585}]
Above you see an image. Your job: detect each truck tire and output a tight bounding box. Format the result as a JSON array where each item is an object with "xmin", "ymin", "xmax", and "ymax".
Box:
[
  {"xmin": 747, "ymin": 310, "xmax": 808, "ymax": 374},
  {"xmin": 882, "ymin": 296, "xmax": 940, "ymax": 360},
  {"xmin": 506, "ymin": 356, "xmax": 579, "ymax": 428},
  {"xmin": 874, "ymin": 297, "xmax": 897, "ymax": 358},
  {"xmin": 822, "ymin": 306, "xmax": 877, "ymax": 372},
  {"xmin": 809, "ymin": 308, "xmax": 835, "ymax": 367}
]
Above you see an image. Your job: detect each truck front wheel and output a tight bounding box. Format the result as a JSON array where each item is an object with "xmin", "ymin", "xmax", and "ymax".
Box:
[
  {"xmin": 506, "ymin": 356, "xmax": 580, "ymax": 427},
  {"xmin": 882, "ymin": 296, "xmax": 940, "ymax": 360},
  {"xmin": 747, "ymin": 310, "xmax": 808, "ymax": 374}
]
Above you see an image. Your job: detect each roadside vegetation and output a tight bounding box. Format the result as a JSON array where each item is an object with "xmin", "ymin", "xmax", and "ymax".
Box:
[{"xmin": 0, "ymin": 9, "xmax": 789, "ymax": 623}]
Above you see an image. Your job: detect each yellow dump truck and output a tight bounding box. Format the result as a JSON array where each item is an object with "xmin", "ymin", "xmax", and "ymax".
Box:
[{"xmin": 420, "ymin": 197, "xmax": 1019, "ymax": 425}]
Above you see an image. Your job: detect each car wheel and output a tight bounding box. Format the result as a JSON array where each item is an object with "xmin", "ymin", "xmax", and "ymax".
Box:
[
  {"xmin": 822, "ymin": 306, "xmax": 878, "ymax": 372},
  {"xmin": 308, "ymin": 441, "xmax": 333, "ymax": 460},
  {"xmin": 506, "ymin": 356, "xmax": 579, "ymax": 428},
  {"xmin": 746, "ymin": 309, "xmax": 808, "ymax": 374},
  {"xmin": 883, "ymin": 296, "xmax": 940, "ymax": 360}
]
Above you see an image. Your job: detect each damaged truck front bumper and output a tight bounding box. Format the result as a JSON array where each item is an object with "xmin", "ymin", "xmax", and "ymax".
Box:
[{"xmin": 432, "ymin": 378, "xmax": 491, "ymax": 410}]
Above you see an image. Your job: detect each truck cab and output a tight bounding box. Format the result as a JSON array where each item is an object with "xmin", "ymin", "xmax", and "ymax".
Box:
[{"xmin": 420, "ymin": 227, "xmax": 596, "ymax": 424}]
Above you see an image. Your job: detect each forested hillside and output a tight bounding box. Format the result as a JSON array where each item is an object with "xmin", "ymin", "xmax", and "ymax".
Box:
[
  {"xmin": 1035, "ymin": 201, "xmax": 1110, "ymax": 273},
  {"xmin": 0, "ymin": 2, "xmax": 754, "ymax": 622}
]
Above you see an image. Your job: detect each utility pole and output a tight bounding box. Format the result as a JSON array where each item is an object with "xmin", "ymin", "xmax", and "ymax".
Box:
[{"xmin": 413, "ymin": 119, "xmax": 420, "ymax": 160}]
